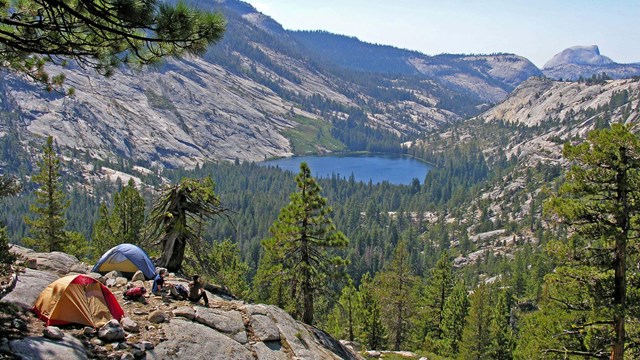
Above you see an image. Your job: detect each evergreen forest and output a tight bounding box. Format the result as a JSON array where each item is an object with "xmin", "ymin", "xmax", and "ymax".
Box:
[{"xmin": 3, "ymin": 117, "xmax": 640, "ymax": 359}]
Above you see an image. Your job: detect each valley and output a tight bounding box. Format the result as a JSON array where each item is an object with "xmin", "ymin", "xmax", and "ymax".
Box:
[{"xmin": 1, "ymin": 0, "xmax": 640, "ymax": 359}]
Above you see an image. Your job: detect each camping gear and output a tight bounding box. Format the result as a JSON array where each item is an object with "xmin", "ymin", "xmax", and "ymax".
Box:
[
  {"xmin": 170, "ymin": 284, "xmax": 188, "ymax": 300},
  {"xmin": 123, "ymin": 286, "xmax": 147, "ymax": 300},
  {"xmin": 32, "ymin": 274, "xmax": 125, "ymax": 327},
  {"xmin": 92, "ymin": 243, "xmax": 156, "ymax": 279}
]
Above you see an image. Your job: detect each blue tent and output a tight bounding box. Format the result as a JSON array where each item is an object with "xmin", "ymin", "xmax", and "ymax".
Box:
[{"xmin": 92, "ymin": 244, "xmax": 156, "ymax": 279}]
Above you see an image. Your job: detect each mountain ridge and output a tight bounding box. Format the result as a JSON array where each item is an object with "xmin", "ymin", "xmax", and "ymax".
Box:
[{"xmin": 0, "ymin": 0, "xmax": 639, "ymax": 170}]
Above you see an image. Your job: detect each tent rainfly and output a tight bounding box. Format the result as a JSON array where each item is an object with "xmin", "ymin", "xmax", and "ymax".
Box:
[
  {"xmin": 92, "ymin": 243, "xmax": 156, "ymax": 279},
  {"xmin": 32, "ymin": 274, "xmax": 124, "ymax": 327}
]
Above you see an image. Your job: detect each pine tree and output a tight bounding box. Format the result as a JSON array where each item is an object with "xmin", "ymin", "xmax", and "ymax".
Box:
[
  {"xmin": 92, "ymin": 203, "xmax": 118, "ymax": 257},
  {"xmin": 92, "ymin": 179, "xmax": 145, "ymax": 256},
  {"xmin": 439, "ymin": 279, "xmax": 469, "ymax": 355},
  {"xmin": 1, "ymin": 0, "xmax": 225, "ymax": 90},
  {"xmin": 375, "ymin": 239, "xmax": 419, "ymax": 350},
  {"xmin": 421, "ymin": 251, "xmax": 454, "ymax": 343},
  {"xmin": 184, "ymin": 239, "xmax": 250, "ymax": 299},
  {"xmin": 326, "ymin": 280, "xmax": 363, "ymax": 342},
  {"xmin": 488, "ymin": 288, "xmax": 514, "ymax": 360},
  {"xmin": 0, "ymin": 176, "xmax": 19, "ymax": 264},
  {"xmin": 23, "ymin": 136, "xmax": 69, "ymax": 252},
  {"xmin": 459, "ymin": 283, "xmax": 493, "ymax": 360},
  {"xmin": 113, "ymin": 179, "xmax": 145, "ymax": 245},
  {"xmin": 259, "ymin": 162, "xmax": 348, "ymax": 324},
  {"xmin": 544, "ymin": 124, "xmax": 640, "ymax": 359},
  {"xmin": 359, "ymin": 272, "xmax": 386, "ymax": 350},
  {"xmin": 146, "ymin": 176, "xmax": 228, "ymax": 272}
]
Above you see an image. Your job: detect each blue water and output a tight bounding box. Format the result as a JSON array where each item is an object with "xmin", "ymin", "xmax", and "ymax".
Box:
[{"xmin": 259, "ymin": 153, "xmax": 433, "ymax": 185}]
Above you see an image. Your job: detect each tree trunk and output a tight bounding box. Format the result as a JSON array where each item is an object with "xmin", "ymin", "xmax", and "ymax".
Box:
[
  {"xmin": 348, "ymin": 296, "xmax": 354, "ymax": 341},
  {"xmin": 301, "ymin": 234, "xmax": 313, "ymax": 324},
  {"xmin": 611, "ymin": 148, "xmax": 628, "ymax": 360},
  {"xmin": 157, "ymin": 232, "xmax": 185, "ymax": 272},
  {"xmin": 611, "ymin": 237, "xmax": 626, "ymax": 360}
]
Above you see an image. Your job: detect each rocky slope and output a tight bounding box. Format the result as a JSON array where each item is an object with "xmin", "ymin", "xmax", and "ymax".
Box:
[
  {"xmin": 542, "ymin": 45, "xmax": 640, "ymax": 80},
  {"xmin": 1, "ymin": 246, "xmax": 362, "ymax": 360},
  {"xmin": 0, "ymin": 0, "xmax": 544, "ymax": 169},
  {"xmin": 409, "ymin": 77, "xmax": 640, "ymax": 266}
]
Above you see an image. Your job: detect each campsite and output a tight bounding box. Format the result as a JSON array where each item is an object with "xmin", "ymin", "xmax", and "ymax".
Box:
[{"xmin": 0, "ymin": 245, "xmax": 361, "ymax": 359}]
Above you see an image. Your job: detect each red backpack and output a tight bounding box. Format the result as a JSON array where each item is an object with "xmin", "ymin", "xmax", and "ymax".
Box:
[{"xmin": 124, "ymin": 287, "xmax": 146, "ymax": 300}]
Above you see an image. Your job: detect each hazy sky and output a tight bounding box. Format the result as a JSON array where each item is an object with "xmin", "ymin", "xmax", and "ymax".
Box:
[{"xmin": 245, "ymin": 1, "xmax": 639, "ymax": 68}]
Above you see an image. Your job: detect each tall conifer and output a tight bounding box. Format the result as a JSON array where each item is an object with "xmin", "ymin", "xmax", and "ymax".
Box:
[
  {"xmin": 259, "ymin": 162, "xmax": 348, "ymax": 324},
  {"xmin": 23, "ymin": 136, "xmax": 68, "ymax": 252}
]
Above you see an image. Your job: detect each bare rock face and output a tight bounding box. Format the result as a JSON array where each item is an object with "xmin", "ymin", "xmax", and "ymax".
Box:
[
  {"xmin": 10, "ymin": 245, "xmax": 86, "ymax": 275},
  {"xmin": 172, "ymin": 306, "xmax": 196, "ymax": 320},
  {"xmin": 194, "ymin": 307, "xmax": 248, "ymax": 344},
  {"xmin": 10, "ymin": 336, "xmax": 88, "ymax": 360},
  {"xmin": 153, "ymin": 303, "xmax": 363, "ymax": 360},
  {"xmin": 150, "ymin": 318, "xmax": 254, "ymax": 360},
  {"xmin": 543, "ymin": 45, "xmax": 614, "ymax": 68},
  {"xmin": 542, "ymin": 45, "xmax": 640, "ymax": 80},
  {"xmin": 1, "ymin": 268, "xmax": 58, "ymax": 309}
]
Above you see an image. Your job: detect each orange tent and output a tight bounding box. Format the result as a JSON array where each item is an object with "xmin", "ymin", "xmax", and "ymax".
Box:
[{"xmin": 32, "ymin": 274, "xmax": 124, "ymax": 327}]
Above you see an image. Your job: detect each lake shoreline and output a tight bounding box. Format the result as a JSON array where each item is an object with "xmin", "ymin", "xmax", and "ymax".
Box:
[{"xmin": 258, "ymin": 152, "xmax": 433, "ymax": 185}]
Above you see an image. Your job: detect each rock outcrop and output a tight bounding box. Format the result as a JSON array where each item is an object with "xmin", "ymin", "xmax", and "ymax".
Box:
[
  {"xmin": 543, "ymin": 45, "xmax": 614, "ymax": 68},
  {"xmin": 542, "ymin": 45, "xmax": 640, "ymax": 80},
  {"xmin": 1, "ymin": 247, "xmax": 363, "ymax": 360}
]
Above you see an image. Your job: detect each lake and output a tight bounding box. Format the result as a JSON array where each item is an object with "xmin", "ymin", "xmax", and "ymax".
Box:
[{"xmin": 259, "ymin": 153, "xmax": 433, "ymax": 185}]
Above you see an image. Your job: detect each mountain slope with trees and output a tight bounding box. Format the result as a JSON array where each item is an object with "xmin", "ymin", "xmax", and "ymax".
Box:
[{"xmin": 0, "ymin": 0, "xmax": 543, "ymax": 169}]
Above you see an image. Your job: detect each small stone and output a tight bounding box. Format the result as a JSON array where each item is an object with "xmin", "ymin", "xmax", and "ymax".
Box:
[
  {"xmin": 26, "ymin": 258, "xmax": 38, "ymax": 269},
  {"xmin": 131, "ymin": 270, "xmax": 145, "ymax": 282},
  {"xmin": 106, "ymin": 278, "xmax": 117, "ymax": 287},
  {"xmin": 84, "ymin": 326, "xmax": 97, "ymax": 337},
  {"xmin": 133, "ymin": 309, "xmax": 148, "ymax": 316},
  {"xmin": 132, "ymin": 348, "xmax": 145, "ymax": 358},
  {"xmin": 121, "ymin": 352, "xmax": 135, "ymax": 360},
  {"xmin": 105, "ymin": 270, "xmax": 121, "ymax": 278},
  {"xmin": 98, "ymin": 319, "xmax": 125, "ymax": 342},
  {"xmin": 91, "ymin": 338, "xmax": 105, "ymax": 346},
  {"xmin": 131, "ymin": 280, "xmax": 146, "ymax": 288},
  {"xmin": 148, "ymin": 310, "xmax": 167, "ymax": 324},
  {"xmin": 366, "ymin": 350, "xmax": 381, "ymax": 358},
  {"xmin": 120, "ymin": 317, "xmax": 140, "ymax": 333},
  {"xmin": 12, "ymin": 319, "xmax": 27, "ymax": 331},
  {"xmin": 115, "ymin": 277, "xmax": 128, "ymax": 287},
  {"xmin": 139, "ymin": 341, "xmax": 154, "ymax": 350},
  {"xmin": 43, "ymin": 326, "xmax": 64, "ymax": 340},
  {"xmin": 145, "ymin": 325, "xmax": 156, "ymax": 331},
  {"xmin": 113, "ymin": 342, "xmax": 129, "ymax": 350}
]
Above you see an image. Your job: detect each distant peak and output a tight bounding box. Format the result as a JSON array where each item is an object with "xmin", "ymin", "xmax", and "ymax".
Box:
[{"xmin": 543, "ymin": 45, "xmax": 614, "ymax": 69}]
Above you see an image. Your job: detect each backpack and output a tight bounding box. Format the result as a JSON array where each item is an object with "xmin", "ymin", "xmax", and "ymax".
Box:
[
  {"xmin": 171, "ymin": 284, "xmax": 188, "ymax": 299},
  {"xmin": 123, "ymin": 287, "xmax": 146, "ymax": 300}
]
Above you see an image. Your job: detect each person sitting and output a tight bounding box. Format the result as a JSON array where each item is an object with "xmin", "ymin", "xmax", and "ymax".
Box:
[
  {"xmin": 123, "ymin": 286, "xmax": 147, "ymax": 302},
  {"xmin": 152, "ymin": 269, "xmax": 167, "ymax": 295},
  {"xmin": 188, "ymin": 275, "xmax": 209, "ymax": 307}
]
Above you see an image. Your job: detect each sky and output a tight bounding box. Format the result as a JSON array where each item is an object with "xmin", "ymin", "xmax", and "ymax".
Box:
[{"xmin": 244, "ymin": 0, "xmax": 640, "ymax": 68}]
